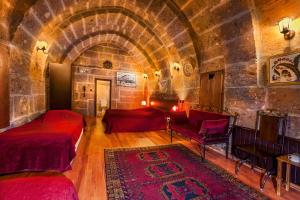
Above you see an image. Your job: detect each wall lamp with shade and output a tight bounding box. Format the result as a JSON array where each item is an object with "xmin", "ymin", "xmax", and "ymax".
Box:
[
  {"xmin": 173, "ymin": 62, "xmax": 180, "ymax": 71},
  {"xmin": 36, "ymin": 40, "xmax": 48, "ymax": 53},
  {"xmin": 278, "ymin": 17, "xmax": 295, "ymax": 40},
  {"xmin": 154, "ymin": 71, "xmax": 160, "ymax": 78},
  {"xmin": 150, "ymin": 101, "xmax": 155, "ymax": 106},
  {"xmin": 143, "ymin": 73, "xmax": 148, "ymax": 79},
  {"xmin": 141, "ymin": 100, "xmax": 147, "ymax": 106}
]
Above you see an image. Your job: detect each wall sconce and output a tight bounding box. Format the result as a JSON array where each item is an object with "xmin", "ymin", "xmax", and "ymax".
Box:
[
  {"xmin": 141, "ymin": 100, "xmax": 147, "ymax": 106},
  {"xmin": 173, "ymin": 62, "xmax": 180, "ymax": 71},
  {"xmin": 278, "ymin": 17, "xmax": 295, "ymax": 40},
  {"xmin": 150, "ymin": 101, "xmax": 155, "ymax": 106},
  {"xmin": 36, "ymin": 40, "xmax": 48, "ymax": 53},
  {"xmin": 155, "ymin": 71, "xmax": 160, "ymax": 78},
  {"xmin": 143, "ymin": 73, "xmax": 148, "ymax": 79}
]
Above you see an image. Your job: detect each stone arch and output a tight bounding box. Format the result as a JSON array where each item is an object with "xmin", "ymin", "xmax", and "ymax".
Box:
[
  {"xmin": 48, "ymin": 30, "xmax": 160, "ymax": 70},
  {"xmin": 10, "ymin": 0, "xmax": 200, "ymax": 70},
  {"xmin": 59, "ymin": 34, "xmax": 154, "ymax": 75},
  {"xmin": 55, "ymin": 6, "xmax": 165, "ymax": 46},
  {"xmin": 46, "ymin": 12, "xmax": 177, "ymax": 73}
]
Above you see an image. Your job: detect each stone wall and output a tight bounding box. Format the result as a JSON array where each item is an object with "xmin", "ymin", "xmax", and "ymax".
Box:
[
  {"xmin": 72, "ymin": 44, "xmax": 147, "ymax": 116},
  {"xmin": 9, "ymin": 47, "xmax": 47, "ymax": 126},
  {"xmin": 251, "ymin": 0, "xmax": 300, "ymax": 138},
  {"xmin": 179, "ymin": 0, "xmax": 259, "ymax": 125},
  {"xmin": 179, "ymin": 0, "xmax": 300, "ymax": 139},
  {"xmin": 0, "ymin": 1, "xmax": 47, "ymax": 129}
]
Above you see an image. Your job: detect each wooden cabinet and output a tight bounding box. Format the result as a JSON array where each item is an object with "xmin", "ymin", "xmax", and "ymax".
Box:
[
  {"xmin": 0, "ymin": 43, "xmax": 10, "ymax": 128},
  {"xmin": 49, "ymin": 63, "xmax": 71, "ymax": 110}
]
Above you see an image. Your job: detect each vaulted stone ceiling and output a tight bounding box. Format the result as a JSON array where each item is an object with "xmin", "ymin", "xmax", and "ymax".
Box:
[{"xmin": 5, "ymin": 0, "xmax": 204, "ymax": 78}]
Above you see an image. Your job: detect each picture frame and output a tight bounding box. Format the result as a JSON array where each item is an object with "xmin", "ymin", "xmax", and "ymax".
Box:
[
  {"xmin": 116, "ymin": 72, "xmax": 136, "ymax": 87},
  {"xmin": 268, "ymin": 51, "xmax": 300, "ymax": 85}
]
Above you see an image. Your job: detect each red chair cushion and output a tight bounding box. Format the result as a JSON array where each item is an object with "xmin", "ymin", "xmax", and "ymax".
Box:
[
  {"xmin": 170, "ymin": 111, "xmax": 188, "ymax": 124},
  {"xmin": 200, "ymin": 119, "xmax": 229, "ymax": 135},
  {"xmin": 188, "ymin": 110, "xmax": 229, "ymax": 131}
]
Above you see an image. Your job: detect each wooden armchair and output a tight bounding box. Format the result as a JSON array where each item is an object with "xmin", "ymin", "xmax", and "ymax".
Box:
[
  {"xmin": 198, "ymin": 110, "xmax": 238, "ymax": 160},
  {"xmin": 234, "ymin": 110, "xmax": 288, "ymax": 190},
  {"xmin": 170, "ymin": 109, "xmax": 238, "ymax": 160}
]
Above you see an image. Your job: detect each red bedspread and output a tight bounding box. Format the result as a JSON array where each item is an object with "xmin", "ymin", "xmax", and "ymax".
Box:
[
  {"xmin": 0, "ymin": 110, "xmax": 84, "ymax": 175},
  {"xmin": 102, "ymin": 107, "xmax": 167, "ymax": 133},
  {"xmin": 0, "ymin": 176, "xmax": 78, "ymax": 200}
]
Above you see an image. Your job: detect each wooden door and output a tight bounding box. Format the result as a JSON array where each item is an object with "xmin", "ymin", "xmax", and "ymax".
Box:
[
  {"xmin": 49, "ymin": 63, "xmax": 71, "ymax": 110},
  {"xmin": 199, "ymin": 70, "xmax": 224, "ymax": 112},
  {"xmin": 0, "ymin": 43, "xmax": 10, "ymax": 128},
  {"xmin": 95, "ymin": 79, "xmax": 112, "ymax": 117}
]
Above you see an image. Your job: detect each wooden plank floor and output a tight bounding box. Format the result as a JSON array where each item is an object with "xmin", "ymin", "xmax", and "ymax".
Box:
[{"xmin": 1, "ymin": 117, "xmax": 300, "ymax": 199}]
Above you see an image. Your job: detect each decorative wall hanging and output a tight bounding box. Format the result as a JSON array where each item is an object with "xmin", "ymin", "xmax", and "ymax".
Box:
[
  {"xmin": 268, "ymin": 51, "xmax": 300, "ymax": 85},
  {"xmin": 117, "ymin": 72, "xmax": 136, "ymax": 87},
  {"xmin": 103, "ymin": 60, "xmax": 113, "ymax": 69},
  {"xmin": 159, "ymin": 79, "xmax": 169, "ymax": 93},
  {"xmin": 183, "ymin": 63, "xmax": 194, "ymax": 77}
]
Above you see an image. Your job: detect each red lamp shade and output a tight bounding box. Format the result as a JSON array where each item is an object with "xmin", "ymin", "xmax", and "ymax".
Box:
[{"xmin": 171, "ymin": 105, "xmax": 178, "ymax": 112}]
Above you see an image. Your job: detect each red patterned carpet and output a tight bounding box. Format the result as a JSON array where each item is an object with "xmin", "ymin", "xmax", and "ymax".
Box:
[{"xmin": 105, "ymin": 144, "xmax": 268, "ymax": 200}]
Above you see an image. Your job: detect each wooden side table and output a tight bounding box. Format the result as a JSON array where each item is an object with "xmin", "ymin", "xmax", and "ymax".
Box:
[{"xmin": 276, "ymin": 154, "xmax": 300, "ymax": 196}]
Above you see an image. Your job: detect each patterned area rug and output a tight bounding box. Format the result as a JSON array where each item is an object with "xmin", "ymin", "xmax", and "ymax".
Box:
[{"xmin": 105, "ymin": 144, "xmax": 268, "ymax": 200}]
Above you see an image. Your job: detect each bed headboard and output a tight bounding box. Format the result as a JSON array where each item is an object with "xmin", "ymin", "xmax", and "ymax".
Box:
[{"xmin": 149, "ymin": 98, "xmax": 178, "ymax": 111}]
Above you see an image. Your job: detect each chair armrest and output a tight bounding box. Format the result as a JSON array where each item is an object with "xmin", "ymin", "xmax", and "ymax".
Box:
[{"xmin": 226, "ymin": 111, "xmax": 239, "ymax": 136}]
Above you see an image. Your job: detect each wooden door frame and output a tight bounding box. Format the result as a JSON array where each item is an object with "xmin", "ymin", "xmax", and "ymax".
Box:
[
  {"xmin": 94, "ymin": 78, "xmax": 112, "ymax": 117},
  {"xmin": 199, "ymin": 69, "xmax": 225, "ymax": 112}
]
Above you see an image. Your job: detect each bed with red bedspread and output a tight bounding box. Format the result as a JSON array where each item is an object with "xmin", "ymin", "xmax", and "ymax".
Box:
[
  {"xmin": 0, "ymin": 110, "xmax": 84, "ymax": 175},
  {"xmin": 102, "ymin": 107, "xmax": 167, "ymax": 133},
  {"xmin": 0, "ymin": 176, "xmax": 78, "ymax": 200}
]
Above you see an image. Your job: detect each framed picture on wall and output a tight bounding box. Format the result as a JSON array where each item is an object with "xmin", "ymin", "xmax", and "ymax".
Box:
[
  {"xmin": 116, "ymin": 72, "xmax": 136, "ymax": 87},
  {"xmin": 268, "ymin": 51, "xmax": 300, "ymax": 85}
]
